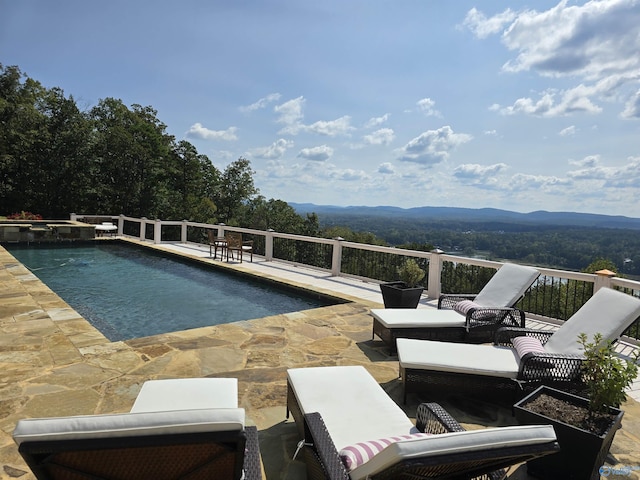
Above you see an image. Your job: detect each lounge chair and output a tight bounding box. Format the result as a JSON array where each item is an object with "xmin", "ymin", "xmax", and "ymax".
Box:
[
  {"xmin": 372, "ymin": 263, "xmax": 540, "ymax": 353},
  {"xmin": 397, "ymin": 287, "xmax": 640, "ymax": 404},
  {"xmin": 13, "ymin": 378, "xmax": 262, "ymax": 480},
  {"xmin": 287, "ymin": 365, "xmax": 559, "ymax": 480}
]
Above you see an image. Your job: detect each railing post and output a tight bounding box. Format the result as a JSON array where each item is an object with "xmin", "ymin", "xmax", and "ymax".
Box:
[
  {"xmin": 181, "ymin": 220, "xmax": 188, "ymax": 243},
  {"xmin": 70, "ymin": 213, "xmax": 77, "ymax": 221},
  {"xmin": 265, "ymin": 229, "xmax": 274, "ymax": 261},
  {"xmin": 118, "ymin": 214, "xmax": 124, "ymax": 236},
  {"xmin": 594, "ymin": 269, "xmax": 615, "ymax": 293},
  {"xmin": 427, "ymin": 248, "xmax": 444, "ymax": 300},
  {"xmin": 139, "ymin": 217, "xmax": 147, "ymax": 241},
  {"xmin": 217, "ymin": 223, "xmax": 226, "ymax": 238},
  {"xmin": 331, "ymin": 237, "xmax": 344, "ymax": 276},
  {"xmin": 154, "ymin": 219, "xmax": 162, "ymax": 244}
]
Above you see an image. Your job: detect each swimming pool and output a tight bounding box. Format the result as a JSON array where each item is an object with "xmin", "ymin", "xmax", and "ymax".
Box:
[{"xmin": 6, "ymin": 242, "xmax": 337, "ymax": 341}]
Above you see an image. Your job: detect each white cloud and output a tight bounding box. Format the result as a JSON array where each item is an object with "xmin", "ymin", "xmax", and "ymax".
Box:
[
  {"xmin": 186, "ymin": 123, "xmax": 238, "ymax": 141},
  {"xmin": 454, "ymin": 163, "xmax": 508, "ymax": 179},
  {"xmin": 365, "ymin": 114, "xmax": 390, "ymax": 128},
  {"xmin": 466, "ymin": 1, "xmax": 640, "ymax": 118},
  {"xmin": 397, "ymin": 126, "xmax": 473, "ymax": 165},
  {"xmin": 568, "ymin": 156, "xmax": 640, "ymax": 187},
  {"xmin": 250, "ymin": 139, "xmax": 294, "ymax": 159},
  {"xmin": 297, "ymin": 145, "xmax": 333, "ymax": 162},
  {"xmin": 416, "ymin": 98, "xmax": 441, "ymax": 117},
  {"xmin": 569, "ymin": 155, "xmax": 600, "ymax": 168},
  {"xmin": 275, "ymin": 96, "xmax": 306, "ymax": 134},
  {"xmin": 378, "ymin": 162, "xmax": 395, "ymax": 174},
  {"xmin": 559, "ymin": 125, "xmax": 577, "ymax": 136},
  {"xmin": 363, "ymin": 128, "xmax": 395, "ymax": 146},
  {"xmin": 239, "ymin": 93, "xmax": 282, "ymax": 113},
  {"xmin": 304, "ymin": 116, "xmax": 354, "ymax": 136},
  {"xmin": 462, "ymin": 7, "xmax": 517, "ymax": 38},
  {"xmin": 621, "ymin": 89, "xmax": 640, "ymax": 118}
]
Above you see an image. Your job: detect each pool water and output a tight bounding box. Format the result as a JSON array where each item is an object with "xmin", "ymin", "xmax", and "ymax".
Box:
[{"xmin": 6, "ymin": 243, "xmax": 335, "ymax": 341}]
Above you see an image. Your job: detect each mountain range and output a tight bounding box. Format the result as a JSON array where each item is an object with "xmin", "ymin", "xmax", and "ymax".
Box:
[{"xmin": 289, "ymin": 203, "xmax": 640, "ymax": 230}]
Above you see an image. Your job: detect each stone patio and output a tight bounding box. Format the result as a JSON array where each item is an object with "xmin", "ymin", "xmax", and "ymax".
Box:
[{"xmin": 1, "ymin": 240, "xmax": 639, "ymax": 479}]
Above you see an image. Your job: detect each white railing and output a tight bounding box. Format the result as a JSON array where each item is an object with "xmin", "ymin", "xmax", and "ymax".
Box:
[{"xmin": 70, "ymin": 214, "xmax": 640, "ymax": 339}]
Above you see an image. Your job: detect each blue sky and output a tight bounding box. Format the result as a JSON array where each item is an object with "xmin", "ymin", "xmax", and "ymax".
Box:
[{"xmin": 2, "ymin": 0, "xmax": 640, "ymax": 217}]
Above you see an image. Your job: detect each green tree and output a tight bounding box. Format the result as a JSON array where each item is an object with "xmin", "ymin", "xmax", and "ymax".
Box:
[{"xmin": 213, "ymin": 157, "xmax": 258, "ymax": 225}]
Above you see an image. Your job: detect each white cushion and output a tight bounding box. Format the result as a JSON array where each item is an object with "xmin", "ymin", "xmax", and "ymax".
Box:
[
  {"xmin": 131, "ymin": 378, "xmax": 238, "ymax": 413},
  {"xmin": 339, "ymin": 433, "xmax": 431, "ymax": 471},
  {"xmin": 13, "ymin": 408, "xmax": 245, "ymax": 446},
  {"xmin": 544, "ymin": 287, "xmax": 640, "ymax": 355},
  {"xmin": 397, "ymin": 338, "xmax": 520, "ymax": 379},
  {"xmin": 349, "ymin": 424, "xmax": 557, "ymax": 480},
  {"xmin": 287, "ymin": 366, "xmax": 417, "ymax": 450},
  {"xmin": 371, "ymin": 309, "xmax": 466, "ymax": 329},
  {"xmin": 474, "ymin": 263, "xmax": 539, "ymax": 307}
]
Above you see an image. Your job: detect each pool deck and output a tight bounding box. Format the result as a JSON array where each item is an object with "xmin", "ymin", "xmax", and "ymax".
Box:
[{"xmin": 1, "ymin": 238, "xmax": 640, "ymax": 479}]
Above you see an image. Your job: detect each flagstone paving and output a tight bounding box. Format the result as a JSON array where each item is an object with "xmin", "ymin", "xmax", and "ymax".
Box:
[{"xmin": 1, "ymin": 241, "xmax": 639, "ymax": 479}]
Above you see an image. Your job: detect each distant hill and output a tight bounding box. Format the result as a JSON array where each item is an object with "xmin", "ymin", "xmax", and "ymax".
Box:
[{"xmin": 290, "ymin": 203, "xmax": 640, "ymax": 230}]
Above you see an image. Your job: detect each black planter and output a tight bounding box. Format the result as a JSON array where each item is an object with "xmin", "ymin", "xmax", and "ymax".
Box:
[
  {"xmin": 514, "ymin": 386, "xmax": 624, "ymax": 480},
  {"xmin": 379, "ymin": 282, "xmax": 424, "ymax": 308}
]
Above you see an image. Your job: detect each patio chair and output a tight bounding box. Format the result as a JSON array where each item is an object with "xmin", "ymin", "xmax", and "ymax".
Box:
[
  {"xmin": 372, "ymin": 263, "xmax": 540, "ymax": 353},
  {"xmin": 208, "ymin": 229, "xmax": 227, "ymax": 259},
  {"xmin": 13, "ymin": 378, "xmax": 262, "ymax": 480},
  {"xmin": 225, "ymin": 232, "xmax": 253, "ymax": 262},
  {"xmin": 397, "ymin": 287, "xmax": 640, "ymax": 404},
  {"xmin": 286, "ymin": 365, "xmax": 559, "ymax": 480}
]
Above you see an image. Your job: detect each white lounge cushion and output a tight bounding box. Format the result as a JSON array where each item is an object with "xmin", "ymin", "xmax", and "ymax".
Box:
[
  {"xmin": 287, "ymin": 366, "xmax": 417, "ymax": 450},
  {"xmin": 349, "ymin": 424, "xmax": 557, "ymax": 480},
  {"xmin": 131, "ymin": 378, "xmax": 238, "ymax": 413},
  {"xmin": 544, "ymin": 287, "xmax": 640, "ymax": 355},
  {"xmin": 397, "ymin": 338, "xmax": 520, "ymax": 379},
  {"xmin": 13, "ymin": 408, "xmax": 245, "ymax": 446},
  {"xmin": 371, "ymin": 309, "xmax": 466, "ymax": 329},
  {"xmin": 474, "ymin": 263, "xmax": 539, "ymax": 307}
]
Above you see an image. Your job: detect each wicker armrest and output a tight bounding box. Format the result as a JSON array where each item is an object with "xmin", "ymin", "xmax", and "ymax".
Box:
[
  {"xmin": 466, "ymin": 307, "xmax": 525, "ymax": 328},
  {"xmin": 244, "ymin": 426, "xmax": 263, "ymax": 480},
  {"xmin": 415, "ymin": 402, "xmax": 466, "ymax": 434},
  {"xmin": 494, "ymin": 327, "xmax": 554, "ymax": 346},
  {"xmin": 304, "ymin": 412, "xmax": 350, "ymax": 480},
  {"xmin": 518, "ymin": 352, "xmax": 584, "ymax": 381},
  {"xmin": 438, "ymin": 294, "xmax": 477, "ymax": 309}
]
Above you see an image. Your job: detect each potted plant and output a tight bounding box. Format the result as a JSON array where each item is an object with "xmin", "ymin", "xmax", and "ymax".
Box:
[
  {"xmin": 514, "ymin": 332, "xmax": 639, "ymax": 480},
  {"xmin": 379, "ymin": 258, "xmax": 425, "ymax": 308}
]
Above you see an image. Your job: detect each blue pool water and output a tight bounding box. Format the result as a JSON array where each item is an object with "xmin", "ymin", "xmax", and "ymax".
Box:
[{"xmin": 6, "ymin": 243, "xmax": 335, "ymax": 341}]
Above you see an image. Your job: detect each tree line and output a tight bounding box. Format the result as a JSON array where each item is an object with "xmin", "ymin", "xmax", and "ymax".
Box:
[{"xmin": 0, "ymin": 64, "xmax": 319, "ymax": 236}]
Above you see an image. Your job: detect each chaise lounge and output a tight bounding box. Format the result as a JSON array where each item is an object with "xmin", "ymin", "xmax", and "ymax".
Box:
[
  {"xmin": 397, "ymin": 287, "xmax": 640, "ymax": 404},
  {"xmin": 287, "ymin": 365, "xmax": 559, "ymax": 480},
  {"xmin": 13, "ymin": 378, "xmax": 262, "ymax": 480},
  {"xmin": 372, "ymin": 263, "xmax": 540, "ymax": 353}
]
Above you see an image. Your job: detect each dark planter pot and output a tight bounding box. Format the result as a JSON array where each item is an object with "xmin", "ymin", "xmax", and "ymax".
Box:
[
  {"xmin": 514, "ymin": 386, "xmax": 624, "ymax": 480},
  {"xmin": 379, "ymin": 282, "xmax": 424, "ymax": 308}
]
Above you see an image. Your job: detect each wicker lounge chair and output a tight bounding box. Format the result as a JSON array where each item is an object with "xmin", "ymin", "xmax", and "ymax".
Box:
[
  {"xmin": 13, "ymin": 378, "xmax": 262, "ymax": 480},
  {"xmin": 372, "ymin": 263, "xmax": 540, "ymax": 353},
  {"xmin": 287, "ymin": 365, "xmax": 559, "ymax": 480},
  {"xmin": 397, "ymin": 287, "xmax": 640, "ymax": 404}
]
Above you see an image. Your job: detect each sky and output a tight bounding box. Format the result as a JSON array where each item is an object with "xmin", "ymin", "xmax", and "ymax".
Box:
[{"xmin": 2, "ymin": 0, "xmax": 640, "ymax": 218}]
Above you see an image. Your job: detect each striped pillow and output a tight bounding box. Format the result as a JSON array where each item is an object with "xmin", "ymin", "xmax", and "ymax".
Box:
[
  {"xmin": 339, "ymin": 433, "xmax": 431, "ymax": 471},
  {"xmin": 453, "ymin": 299, "xmax": 482, "ymax": 315},
  {"xmin": 512, "ymin": 336, "xmax": 545, "ymax": 359}
]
